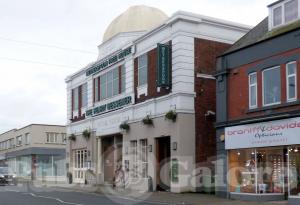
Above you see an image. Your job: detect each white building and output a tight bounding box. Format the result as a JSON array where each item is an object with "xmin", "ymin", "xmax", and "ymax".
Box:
[{"xmin": 65, "ymin": 5, "xmax": 250, "ymax": 193}]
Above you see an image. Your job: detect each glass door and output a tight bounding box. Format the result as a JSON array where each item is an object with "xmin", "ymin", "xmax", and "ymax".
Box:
[{"xmin": 289, "ymin": 146, "xmax": 300, "ymax": 196}]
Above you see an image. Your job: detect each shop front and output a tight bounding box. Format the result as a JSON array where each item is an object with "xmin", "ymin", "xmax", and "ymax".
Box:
[{"xmin": 225, "ymin": 117, "xmax": 300, "ymax": 203}]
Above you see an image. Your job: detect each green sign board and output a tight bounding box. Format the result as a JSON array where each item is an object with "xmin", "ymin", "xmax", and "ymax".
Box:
[
  {"xmin": 86, "ymin": 96, "xmax": 132, "ymax": 117},
  {"xmin": 157, "ymin": 43, "xmax": 170, "ymax": 87},
  {"xmin": 86, "ymin": 47, "xmax": 132, "ymax": 76},
  {"xmin": 171, "ymin": 158, "xmax": 179, "ymax": 183}
]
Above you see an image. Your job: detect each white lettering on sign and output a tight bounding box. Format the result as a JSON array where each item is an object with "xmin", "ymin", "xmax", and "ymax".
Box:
[{"xmin": 225, "ymin": 117, "xmax": 300, "ymax": 149}]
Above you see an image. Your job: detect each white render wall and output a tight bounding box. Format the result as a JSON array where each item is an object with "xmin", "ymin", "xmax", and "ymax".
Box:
[{"xmin": 65, "ymin": 10, "xmax": 250, "ymax": 191}]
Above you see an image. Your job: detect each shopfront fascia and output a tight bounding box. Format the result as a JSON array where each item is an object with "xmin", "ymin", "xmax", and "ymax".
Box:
[{"xmin": 225, "ymin": 117, "xmax": 300, "ymax": 202}]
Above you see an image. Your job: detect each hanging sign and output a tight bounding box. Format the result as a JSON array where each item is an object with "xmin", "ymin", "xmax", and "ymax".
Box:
[{"xmin": 157, "ymin": 44, "xmax": 171, "ymax": 87}]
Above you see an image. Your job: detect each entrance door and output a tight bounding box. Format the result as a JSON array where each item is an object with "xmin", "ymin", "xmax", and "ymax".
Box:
[
  {"xmin": 102, "ymin": 137, "xmax": 115, "ymax": 184},
  {"xmin": 156, "ymin": 136, "xmax": 171, "ymax": 191},
  {"xmin": 289, "ymin": 146, "xmax": 300, "ymax": 196}
]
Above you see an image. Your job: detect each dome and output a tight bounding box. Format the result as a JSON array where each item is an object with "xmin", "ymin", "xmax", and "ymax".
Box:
[{"xmin": 103, "ymin": 5, "xmax": 168, "ymax": 42}]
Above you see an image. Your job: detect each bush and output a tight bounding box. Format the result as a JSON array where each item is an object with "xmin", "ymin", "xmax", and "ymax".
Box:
[
  {"xmin": 82, "ymin": 129, "xmax": 91, "ymax": 140},
  {"xmin": 68, "ymin": 134, "xmax": 76, "ymax": 141},
  {"xmin": 119, "ymin": 122, "xmax": 130, "ymax": 131}
]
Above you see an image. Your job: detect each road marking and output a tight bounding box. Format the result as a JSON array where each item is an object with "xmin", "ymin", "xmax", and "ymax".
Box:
[{"xmin": 23, "ymin": 193, "xmax": 84, "ymax": 205}]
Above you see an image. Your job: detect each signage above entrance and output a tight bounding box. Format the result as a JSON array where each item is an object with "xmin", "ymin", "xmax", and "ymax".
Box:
[
  {"xmin": 86, "ymin": 96, "xmax": 132, "ymax": 117},
  {"xmin": 86, "ymin": 47, "xmax": 132, "ymax": 76},
  {"xmin": 225, "ymin": 117, "xmax": 300, "ymax": 150}
]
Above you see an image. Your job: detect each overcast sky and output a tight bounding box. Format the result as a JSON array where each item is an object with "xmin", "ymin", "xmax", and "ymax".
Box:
[{"xmin": 0, "ymin": 0, "xmax": 274, "ymax": 133}]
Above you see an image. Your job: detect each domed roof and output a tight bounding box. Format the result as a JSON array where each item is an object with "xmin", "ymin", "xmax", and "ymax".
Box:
[{"xmin": 103, "ymin": 5, "xmax": 168, "ymax": 42}]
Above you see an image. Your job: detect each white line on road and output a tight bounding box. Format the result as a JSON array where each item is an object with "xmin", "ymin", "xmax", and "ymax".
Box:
[{"xmin": 23, "ymin": 193, "xmax": 84, "ymax": 205}]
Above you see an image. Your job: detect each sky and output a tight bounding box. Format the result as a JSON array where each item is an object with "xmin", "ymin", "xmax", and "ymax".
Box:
[{"xmin": 0, "ymin": 0, "xmax": 275, "ymax": 133}]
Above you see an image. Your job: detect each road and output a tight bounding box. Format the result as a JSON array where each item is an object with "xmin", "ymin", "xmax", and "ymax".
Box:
[{"xmin": 0, "ymin": 184, "xmax": 168, "ymax": 205}]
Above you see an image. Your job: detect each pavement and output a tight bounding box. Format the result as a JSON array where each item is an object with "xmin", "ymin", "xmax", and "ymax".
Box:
[{"xmin": 0, "ymin": 182, "xmax": 289, "ymax": 205}]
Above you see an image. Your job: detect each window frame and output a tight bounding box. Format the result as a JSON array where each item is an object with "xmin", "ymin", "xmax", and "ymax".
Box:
[
  {"xmin": 139, "ymin": 139, "xmax": 148, "ymax": 178},
  {"xmin": 286, "ymin": 61, "xmax": 297, "ymax": 102},
  {"xmin": 262, "ymin": 66, "xmax": 282, "ymax": 107},
  {"xmin": 249, "ymin": 72, "xmax": 258, "ymax": 109},
  {"xmin": 138, "ymin": 54, "xmax": 148, "ymax": 86},
  {"xmin": 271, "ymin": 0, "xmax": 299, "ymax": 28}
]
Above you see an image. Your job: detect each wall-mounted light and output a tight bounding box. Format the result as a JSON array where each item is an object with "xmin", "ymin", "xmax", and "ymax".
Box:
[
  {"xmin": 172, "ymin": 142, "xmax": 177, "ymax": 151},
  {"xmin": 148, "ymin": 145, "xmax": 152, "ymax": 152},
  {"xmin": 220, "ymin": 134, "xmax": 225, "ymax": 142}
]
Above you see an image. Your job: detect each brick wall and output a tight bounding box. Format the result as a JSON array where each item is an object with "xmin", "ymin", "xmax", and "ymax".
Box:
[
  {"xmin": 228, "ymin": 48, "xmax": 300, "ymax": 121},
  {"xmin": 194, "ymin": 38, "xmax": 231, "ymax": 164},
  {"xmin": 134, "ymin": 44, "xmax": 171, "ymax": 104}
]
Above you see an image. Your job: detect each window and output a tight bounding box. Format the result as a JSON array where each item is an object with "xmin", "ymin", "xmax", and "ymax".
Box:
[
  {"xmin": 72, "ymin": 83, "xmax": 87, "ymax": 110},
  {"xmin": 9, "ymin": 138, "xmax": 15, "ymax": 149},
  {"xmin": 140, "ymin": 139, "xmax": 148, "ymax": 178},
  {"xmin": 62, "ymin": 133, "xmax": 67, "ymax": 144},
  {"xmin": 273, "ymin": 6, "xmax": 283, "ymax": 27},
  {"xmin": 81, "ymin": 83, "xmax": 88, "ymax": 108},
  {"xmin": 249, "ymin": 73, "xmax": 258, "ymax": 109},
  {"xmin": 286, "ymin": 62, "xmax": 297, "ymax": 101},
  {"xmin": 73, "ymin": 87, "xmax": 79, "ymax": 110},
  {"xmin": 130, "ymin": 140, "xmax": 138, "ymax": 178},
  {"xmin": 138, "ymin": 54, "xmax": 148, "ymax": 86},
  {"xmin": 285, "ymin": 0, "xmax": 298, "ymax": 23},
  {"xmin": 263, "ymin": 67, "xmax": 281, "ymax": 106},
  {"xmin": 121, "ymin": 65, "xmax": 126, "ymax": 93},
  {"xmin": 16, "ymin": 136, "xmax": 22, "ymax": 146},
  {"xmin": 46, "ymin": 132, "xmax": 58, "ymax": 143},
  {"xmin": 97, "ymin": 67, "xmax": 120, "ymax": 101},
  {"xmin": 94, "ymin": 77, "xmax": 99, "ymax": 102},
  {"xmin": 271, "ymin": 0, "xmax": 299, "ymax": 28},
  {"xmin": 74, "ymin": 149, "xmax": 87, "ymax": 179},
  {"xmin": 229, "ymin": 148, "xmax": 284, "ymax": 194},
  {"xmin": 24, "ymin": 133, "xmax": 30, "ymax": 145}
]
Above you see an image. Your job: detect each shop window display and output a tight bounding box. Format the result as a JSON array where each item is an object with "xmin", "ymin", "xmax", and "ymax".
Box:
[{"xmin": 229, "ymin": 147, "xmax": 285, "ymax": 194}]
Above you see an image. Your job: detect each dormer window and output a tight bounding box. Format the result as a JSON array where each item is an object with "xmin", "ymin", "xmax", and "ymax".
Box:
[{"xmin": 269, "ymin": 0, "xmax": 299, "ymax": 30}]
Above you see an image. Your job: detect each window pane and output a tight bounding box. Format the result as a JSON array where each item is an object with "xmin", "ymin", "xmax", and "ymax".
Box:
[
  {"xmin": 138, "ymin": 66, "xmax": 147, "ymax": 85},
  {"xmin": 273, "ymin": 6, "xmax": 283, "ymax": 26},
  {"xmin": 121, "ymin": 65, "xmax": 126, "ymax": 93},
  {"xmin": 250, "ymin": 86, "xmax": 257, "ymax": 107},
  {"xmin": 73, "ymin": 87, "xmax": 79, "ymax": 110},
  {"xmin": 100, "ymin": 75, "xmax": 106, "ymax": 100},
  {"xmin": 229, "ymin": 149, "xmax": 256, "ymax": 193},
  {"xmin": 288, "ymin": 76, "xmax": 296, "ymax": 99},
  {"xmin": 263, "ymin": 67, "xmax": 281, "ymax": 105},
  {"xmin": 138, "ymin": 54, "xmax": 148, "ymax": 86},
  {"xmin": 82, "ymin": 83, "xmax": 87, "ymax": 107},
  {"xmin": 257, "ymin": 148, "xmax": 284, "ymax": 193},
  {"xmin": 250, "ymin": 74, "xmax": 257, "ymax": 85},
  {"xmin": 113, "ymin": 79, "xmax": 119, "ymax": 95},
  {"xmin": 285, "ymin": 0, "xmax": 298, "ymax": 23},
  {"xmin": 288, "ymin": 62, "xmax": 296, "ymax": 75},
  {"xmin": 94, "ymin": 78, "xmax": 99, "ymax": 102}
]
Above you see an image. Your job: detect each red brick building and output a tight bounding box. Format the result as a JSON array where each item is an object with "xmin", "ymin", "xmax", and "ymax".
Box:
[{"xmin": 215, "ymin": 0, "xmax": 300, "ymax": 204}]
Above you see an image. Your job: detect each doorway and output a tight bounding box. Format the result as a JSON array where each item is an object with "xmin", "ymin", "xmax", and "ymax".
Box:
[
  {"xmin": 156, "ymin": 136, "xmax": 171, "ymax": 191},
  {"xmin": 102, "ymin": 135, "xmax": 123, "ymax": 184}
]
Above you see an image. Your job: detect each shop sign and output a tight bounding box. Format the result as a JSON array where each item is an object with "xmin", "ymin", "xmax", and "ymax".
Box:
[
  {"xmin": 157, "ymin": 43, "xmax": 170, "ymax": 87},
  {"xmin": 225, "ymin": 117, "xmax": 300, "ymax": 149},
  {"xmin": 86, "ymin": 96, "xmax": 132, "ymax": 117},
  {"xmin": 86, "ymin": 47, "xmax": 132, "ymax": 76}
]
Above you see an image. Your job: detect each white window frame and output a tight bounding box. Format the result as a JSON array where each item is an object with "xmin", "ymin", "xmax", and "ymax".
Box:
[
  {"xmin": 262, "ymin": 66, "xmax": 282, "ymax": 107},
  {"xmin": 138, "ymin": 54, "xmax": 148, "ymax": 87},
  {"xmin": 46, "ymin": 132, "xmax": 58, "ymax": 143},
  {"xmin": 270, "ymin": 0, "xmax": 300, "ymax": 29},
  {"xmin": 98, "ymin": 67, "xmax": 120, "ymax": 101},
  {"xmin": 249, "ymin": 72, "xmax": 258, "ymax": 109},
  {"xmin": 24, "ymin": 133, "xmax": 30, "ymax": 145},
  {"xmin": 139, "ymin": 139, "xmax": 148, "ymax": 178},
  {"xmin": 286, "ymin": 61, "xmax": 297, "ymax": 102},
  {"xmin": 16, "ymin": 136, "xmax": 22, "ymax": 146}
]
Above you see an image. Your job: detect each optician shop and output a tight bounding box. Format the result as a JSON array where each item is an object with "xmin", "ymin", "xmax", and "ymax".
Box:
[{"xmin": 225, "ymin": 117, "xmax": 300, "ymax": 203}]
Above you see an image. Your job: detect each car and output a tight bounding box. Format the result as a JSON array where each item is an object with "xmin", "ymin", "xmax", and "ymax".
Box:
[{"xmin": 0, "ymin": 167, "xmax": 17, "ymax": 186}]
